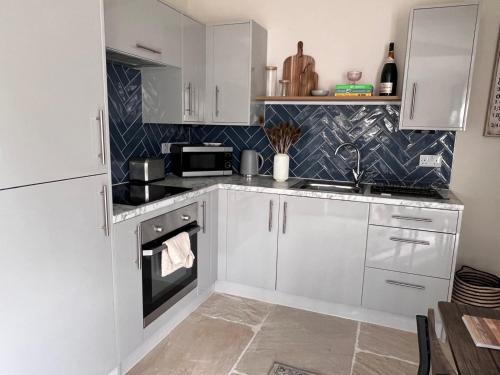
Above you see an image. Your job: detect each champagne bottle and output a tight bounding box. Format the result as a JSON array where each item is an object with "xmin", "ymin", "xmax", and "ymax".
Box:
[{"xmin": 379, "ymin": 42, "xmax": 398, "ymax": 96}]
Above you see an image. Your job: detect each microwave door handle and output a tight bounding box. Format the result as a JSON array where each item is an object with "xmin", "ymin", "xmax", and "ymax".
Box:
[{"xmin": 142, "ymin": 225, "xmax": 201, "ymax": 257}]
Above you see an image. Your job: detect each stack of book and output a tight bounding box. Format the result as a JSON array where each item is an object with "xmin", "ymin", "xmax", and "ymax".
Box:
[{"xmin": 334, "ymin": 84, "xmax": 373, "ymax": 97}]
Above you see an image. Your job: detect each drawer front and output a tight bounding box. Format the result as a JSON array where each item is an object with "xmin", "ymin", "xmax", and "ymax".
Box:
[
  {"xmin": 362, "ymin": 268, "xmax": 450, "ymax": 317},
  {"xmin": 370, "ymin": 204, "xmax": 459, "ymax": 233},
  {"xmin": 366, "ymin": 226, "xmax": 455, "ymax": 279}
]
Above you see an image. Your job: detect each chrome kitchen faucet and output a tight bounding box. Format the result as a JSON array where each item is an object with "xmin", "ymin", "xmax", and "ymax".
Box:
[{"xmin": 335, "ymin": 143, "xmax": 364, "ymax": 187}]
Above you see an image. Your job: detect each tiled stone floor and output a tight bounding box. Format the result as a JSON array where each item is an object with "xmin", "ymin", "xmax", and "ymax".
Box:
[{"xmin": 128, "ymin": 293, "xmax": 420, "ymax": 375}]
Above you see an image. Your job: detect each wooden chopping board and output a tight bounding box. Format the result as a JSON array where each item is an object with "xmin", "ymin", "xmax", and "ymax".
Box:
[
  {"xmin": 282, "ymin": 41, "xmax": 316, "ymax": 96},
  {"xmin": 299, "ymin": 63, "xmax": 318, "ymax": 96}
]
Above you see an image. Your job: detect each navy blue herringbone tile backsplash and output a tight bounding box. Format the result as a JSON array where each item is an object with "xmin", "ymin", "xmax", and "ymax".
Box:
[
  {"xmin": 107, "ymin": 62, "xmax": 189, "ymax": 183},
  {"xmin": 108, "ymin": 62, "xmax": 455, "ymax": 187}
]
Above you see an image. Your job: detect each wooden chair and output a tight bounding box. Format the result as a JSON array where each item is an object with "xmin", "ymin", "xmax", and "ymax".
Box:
[{"xmin": 416, "ymin": 309, "xmax": 457, "ymax": 375}]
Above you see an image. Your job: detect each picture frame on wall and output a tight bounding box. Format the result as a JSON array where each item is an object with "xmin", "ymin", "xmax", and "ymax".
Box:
[{"xmin": 484, "ymin": 28, "xmax": 500, "ymax": 137}]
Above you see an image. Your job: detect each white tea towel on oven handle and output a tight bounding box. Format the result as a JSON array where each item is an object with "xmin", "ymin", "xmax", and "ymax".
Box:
[{"xmin": 161, "ymin": 232, "xmax": 195, "ymax": 277}]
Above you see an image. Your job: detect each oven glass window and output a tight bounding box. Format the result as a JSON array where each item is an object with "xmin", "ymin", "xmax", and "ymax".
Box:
[{"xmin": 142, "ymin": 226, "xmax": 198, "ymax": 325}]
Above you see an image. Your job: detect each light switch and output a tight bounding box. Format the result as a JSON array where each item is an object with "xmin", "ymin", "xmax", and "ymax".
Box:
[{"xmin": 419, "ymin": 155, "xmax": 442, "ymax": 168}]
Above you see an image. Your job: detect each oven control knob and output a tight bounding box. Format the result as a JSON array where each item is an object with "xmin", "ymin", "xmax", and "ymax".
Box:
[
  {"xmin": 181, "ymin": 215, "xmax": 191, "ymax": 221},
  {"xmin": 153, "ymin": 225, "xmax": 163, "ymax": 233}
]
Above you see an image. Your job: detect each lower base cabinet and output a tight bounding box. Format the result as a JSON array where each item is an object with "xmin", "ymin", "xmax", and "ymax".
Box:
[
  {"xmin": 276, "ymin": 196, "xmax": 369, "ymax": 306},
  {"xmin": 226, "ymin": 190, "xmax": 279, "ymax": 290},
  {"xmin": 362, "ymin": 267, "xmax": 450, "ymax": 317}
]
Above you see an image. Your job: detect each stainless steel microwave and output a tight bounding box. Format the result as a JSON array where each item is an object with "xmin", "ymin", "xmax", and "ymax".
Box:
[{"xmin": 171, "ymin": 144, "xmax": 233, "ymax": 177}]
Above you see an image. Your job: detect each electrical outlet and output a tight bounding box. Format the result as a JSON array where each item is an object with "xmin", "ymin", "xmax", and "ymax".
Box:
[
  {"xmin": 419, "ymin": 155, "xmax": 442, "ymax": 168},
  {"xmin": 161, "ymin": 143, "xmax": 172, "ymax": 154}
]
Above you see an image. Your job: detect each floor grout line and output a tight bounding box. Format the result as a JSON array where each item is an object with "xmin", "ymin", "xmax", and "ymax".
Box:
[
  {"xmin": 226, "ymin": 307, "xmax": 274, "ymax": 375},
  {"xmin": 355, "ymin": 349, "xmax": 419, "ymax": 366},
  {"xmin": 349, "ymin": 321, "xmax": 361, "ymax": 375},
  {"xmin": 199, "ymin": 313, "xmax": 262, "ymax": 330}
]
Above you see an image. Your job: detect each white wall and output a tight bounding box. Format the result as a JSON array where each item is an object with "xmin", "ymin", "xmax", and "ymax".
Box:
[
  {"xmin": 451, "ymin": 0, "xmax": 500, "ymax": 275},
  {"xmin": 183, "ymin": 0, "xmax": 453, "ymax": 93},
  {"xmin": 172, "ymin": 0, "xmax": 499, "ymax": 275}
]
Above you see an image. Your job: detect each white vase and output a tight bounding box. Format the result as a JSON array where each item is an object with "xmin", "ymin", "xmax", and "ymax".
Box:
[{"xmin": 273, "ymin": 153, "xmax": 290, "ymax": 182}]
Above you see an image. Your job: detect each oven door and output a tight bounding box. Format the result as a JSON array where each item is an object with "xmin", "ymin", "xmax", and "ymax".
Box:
[
  {"xmin": 181, "ymin": 151, "xmax": 232, "ymax": 176},
  {"xmin": 141, "ymin": 224, "xmax": 201, "ymax": 327}
]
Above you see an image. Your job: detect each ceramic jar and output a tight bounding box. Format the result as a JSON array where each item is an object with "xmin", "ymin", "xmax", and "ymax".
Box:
[{"xmin": 273, "ymin": 153, "xmax": 290, "ymax": 182}]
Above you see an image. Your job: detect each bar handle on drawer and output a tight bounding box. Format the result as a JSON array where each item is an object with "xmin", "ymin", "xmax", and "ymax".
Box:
[
  {"xmin": 392, "ymin": 215, "xmax": 433, "ymax": 223},
  {"xmin": 390, "ymin": 237, "xmax": 430, "ymax": 246},
  {"xmin": 136, "ymin": 225, "xmax": 142, "ymax": 270},
  {"xmin": 385, "ymin": 279, "xmax": 425, "ymax": 290}
]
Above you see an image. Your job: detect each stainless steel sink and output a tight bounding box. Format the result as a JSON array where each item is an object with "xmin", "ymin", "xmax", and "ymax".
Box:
[{"xmin": 292, "ymin": 180, "xmax": 363, "ymax": 194}]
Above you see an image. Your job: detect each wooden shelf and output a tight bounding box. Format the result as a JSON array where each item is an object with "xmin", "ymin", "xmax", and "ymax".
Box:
[{"xmin": 255, "ymin": 95, "xmax": 401, "ymax": 102}]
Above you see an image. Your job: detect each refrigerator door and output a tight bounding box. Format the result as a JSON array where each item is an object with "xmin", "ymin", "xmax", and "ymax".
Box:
[
  {"xmin": 0, "ymin": 174, "xmax": 117, "ymax": 375},
  {"xmin": 0, "ymin": 0, "xmax": 108, "ymax": 189}
]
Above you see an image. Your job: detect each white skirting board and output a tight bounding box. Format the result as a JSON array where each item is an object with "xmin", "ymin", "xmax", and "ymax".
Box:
[{"xmin": 215, "ymin": 280, "xmax": 443, "ymax": 334}]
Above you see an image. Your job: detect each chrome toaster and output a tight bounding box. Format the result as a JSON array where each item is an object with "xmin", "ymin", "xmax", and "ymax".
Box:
[{"xmin": 129, "ymin": 158, "xmax": 165, "ymax": 182}]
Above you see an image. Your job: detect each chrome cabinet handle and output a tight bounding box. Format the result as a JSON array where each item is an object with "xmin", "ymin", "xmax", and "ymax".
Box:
[
  {"xmin": 215, "ymin": 85, "xmax": 220, "ymax": 117},
  {"xmin": 136, "ymin": 225, "xmax": 142, "ymax": 270},
  {"xmin": 101, "ymin": 185, "xmax": 110, "ymax": 237},
  {"xmin": 386, "ymin": 279, "xmax": 425, "ymax": 290},
  {"xmin": 185, "ymin": 82, "xmax": 192, "ymax": 115},
  {"xmin": 97, "ymin": 109, "xmax": 106, "ymax": 165},
  {"xmin": 268, "ymin": 200, "xmax": 273, "ymax": 232},
  {"xmin": 136, "ymin": 42, "xmax": 162, "ymax": 55},
  {"xmin": 409, "ymin": 83, "xmax": 417, "ymax": 120},
  {"xmin": 392, "ymin": 215, "xmax": 433, "ymax": 223},
  {"xmin": 202, "ymin": 200, "xmax": 207, "ymax": 234},
  {"xmin": 390, "ymin": 237, "xmax": 430, "ymax": 246},
  {"xmin": 153, "ymin": 225, "xmax": 163, "ymax": 233},
  {"xmin": 282, "ymin": 202, "xmax": 288, "ymax": 234},
  {"xmin": 181, "ymin": 215, "xmax": 191, "ymax": 221}
]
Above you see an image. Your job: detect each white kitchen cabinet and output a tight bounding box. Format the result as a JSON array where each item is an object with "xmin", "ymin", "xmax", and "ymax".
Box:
[
  {"xmin": 400, "ymin": 4, "xmax": 479, "ymax": 130},
  {"xmin": 0, "ymin": 0, "xmax": 108, "ymax": 190},
  {"xmin": 183, "ymin": 15, "xmax": 206, "ymax": 123},
  {"xmin": 0, "ymin": 175, "xmax": 116, "ymax": 375},
  {"xmin": 362, "ymin": 267, "xmax": 450, "ymax": 318},
  {"xmin": 276, "ymin": 196, "xmax": 369, "ymax": 306},
  {"xmin": 206, "ymin": 21, "xmax": 267, "ymax": 125},
  {"xmin": 366, "ymin": 225, "xmax": 455, "ymax": 279},
  {"xmin": 141, "ymin": 14, "xmax": 205, "ymax": 124},
  {"xmin": 112, "ymin": 216, "xmax": 144, "ymax": 361},
  {"xmin": 104, "ymin": 0, "xmax": 182, "ymax": 67},
  {"xmin": 226, "ymin": 191, "xmax": 279, "ymax": 290}
]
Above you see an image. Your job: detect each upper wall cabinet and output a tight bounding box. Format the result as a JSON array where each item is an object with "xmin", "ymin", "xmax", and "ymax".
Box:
[
  {"xmin": 400, "ymin": 4, "xmax": 479, "ymax": 131},
  {"xmin": 206, "ymin": 21, "xmax": 267, "ymax": 125},
  {"xmin": 104, "ymin": 0, "xmax": 181, "ymax": 67},
  {"xmin": 141, "ymin": 14, "xmax": 206, "ymax": 124},
  {"xmin": 183, "ymin": 15, "xmax": 206, "ymax": 123}
]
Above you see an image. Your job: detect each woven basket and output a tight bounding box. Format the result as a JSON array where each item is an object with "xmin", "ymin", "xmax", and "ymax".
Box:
[{"xmin": 452, "ymin": 266, "xmax": 500, "ymax": 308}]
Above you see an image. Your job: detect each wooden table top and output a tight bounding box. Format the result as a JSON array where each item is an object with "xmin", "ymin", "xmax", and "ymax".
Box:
[{"xmin": 438, "ymin": 301, "xmax": 500, "ymax": 375}]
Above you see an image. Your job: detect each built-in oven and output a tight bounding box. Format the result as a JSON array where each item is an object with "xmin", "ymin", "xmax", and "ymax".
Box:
[
  {"xmin": 138, "ymin": 203, "xmax": 200, "ymax": 327},
  {"xmin": 171, "ymin": 144, "xmax": 233, "ymax": 177}
]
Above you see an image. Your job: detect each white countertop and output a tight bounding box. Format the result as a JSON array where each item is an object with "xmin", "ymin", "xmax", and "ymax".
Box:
[{"xmin": 112, "ymin": 175, "xmax": 464, "ymax": 224}]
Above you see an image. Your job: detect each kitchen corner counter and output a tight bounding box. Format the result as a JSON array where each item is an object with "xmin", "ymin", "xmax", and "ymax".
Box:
[{"xmin": 112, "ymin": 175, "xmax": 464, "ymax": 224}]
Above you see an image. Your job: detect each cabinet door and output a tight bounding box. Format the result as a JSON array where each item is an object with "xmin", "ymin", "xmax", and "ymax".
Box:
[
  {"xmin": 226, "ymin": 191, "xmax": 279, "ymax": 290},
  {"xmin": 155, "ymin": 1, "xmax": 182, "ymax": 68},
  {"xmin": 183, "ymin": 16, "xmax": 206, "ymax": 123},
  {"xmin": 400, "ymin": 5, "xmax": 478, "ymax": 130},
  {"xmin": 0, "ymin": 175, "xmax": 116, "ymax": 375},
  {"xmin": 277, "ymin": 196, "xmax": 369, "ymax": 306},
  {"xmin": 104, "ymin": 0, "xmax": 181, "ymax": 67},
  {"xmin": 1, "ymin": 0, "xmax": 108, "ymax": 190},
  {"xmin": 113, "ymin": 217, "xmax": 144, "ymax": 360},
  {"xmin": 211, "ymin": 23, "xmax": 251, "ymax": 123}
]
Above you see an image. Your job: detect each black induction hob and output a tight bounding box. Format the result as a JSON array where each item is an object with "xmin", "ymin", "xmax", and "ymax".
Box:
[
  {"xmin": 370, "ymin": 185, "xmax": 447, "ymax": 200},
  {"xmin": 112, "ymin": 183, "xmax": 192, "ymax": 206}
]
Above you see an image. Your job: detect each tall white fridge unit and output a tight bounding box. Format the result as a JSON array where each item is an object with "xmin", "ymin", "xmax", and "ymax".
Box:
[{"xmin": 0, "ymin": 1, "xmax": 117, "ymax": 374}]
